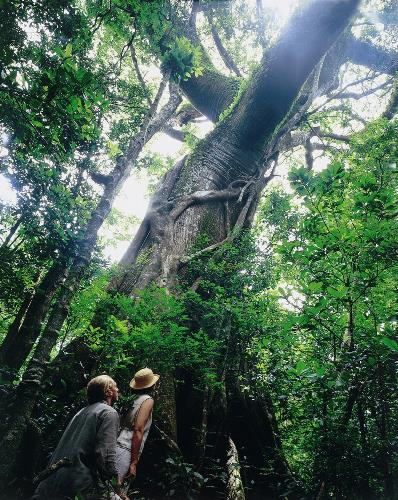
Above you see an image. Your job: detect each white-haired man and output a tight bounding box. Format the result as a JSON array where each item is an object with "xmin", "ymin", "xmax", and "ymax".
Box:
[{"xmin": 33, "ymin": 374, "xmax": 126, "ymax": 500}]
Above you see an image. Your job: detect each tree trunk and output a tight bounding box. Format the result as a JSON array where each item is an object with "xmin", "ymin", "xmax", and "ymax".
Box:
[
  {"xmin": 0, "ymin": 261, "xmax": 66, "ymax": 377},
  {"xmin": 0, "ymin": 213, "xmax": 23, "ymax": 249},
  {"xmin": 0, "ymin": 268, "xmax": 70, "ymax": 486},
  {"xmin": 1, "ymin": 291, "xmax": 34, "ymax": 356},
  {"xmin": 357, "ymin": 399, "xmax": 372, "ymax": 498},
  {"xmin": 226, "ymin": 437, "xmax": 245, "ymax": 500},
  {"xmin": 378, "ymin": 367, "xmax": 394, "ymax": 499},
  {"xmin": 114, "ymin": 0, "xmax": 359, "ymax": 295}
]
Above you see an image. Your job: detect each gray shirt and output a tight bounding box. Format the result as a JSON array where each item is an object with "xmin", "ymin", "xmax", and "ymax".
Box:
[{"xmin": 34, "ymin": 402, "xmax": 119, "ymax": 499}]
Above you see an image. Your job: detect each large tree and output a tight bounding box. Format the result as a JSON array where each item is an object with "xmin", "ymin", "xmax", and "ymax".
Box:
[
  {"xmin": 104, "ymin": 0, "xmax": 397, "ymax": 496},
  {"xmin": 1, "ymin": 0, "xmax": 398, "ymax": 497}
]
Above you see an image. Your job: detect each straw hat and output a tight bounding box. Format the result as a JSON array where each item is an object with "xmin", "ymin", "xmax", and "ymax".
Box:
[{"xmin": 129, "ymin": 368, "xmax": 160, "ymax": 390}]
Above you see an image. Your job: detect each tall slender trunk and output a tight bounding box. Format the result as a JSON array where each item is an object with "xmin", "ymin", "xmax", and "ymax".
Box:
[
  {"xmin": 0, "ymin": 213, "xmax": 23, "ymax": 249},
  {"xmin": 378, "ymin": 366, "xmax": 394, "ymax": 499},
  {"xmin": 357, "ymin": 399, "xmax": 371, "ymax": 497},
  {"xmin": 0, "ymin": 268, "xmax": 70, "ymax": 485},
  {"xmin": 0, "ymin": 261, "xmax": 66, "ymax": 376},
  {"xmin": 226, "ymin": 437, "xmax": 245, "ymax": 500},
  {"xmin": 0, "ymin": 290, "xmax": 34, "ymax": 388},
  {"xmin": 2, "ymin": 291, "xmax": 34, "ymax": 346}
]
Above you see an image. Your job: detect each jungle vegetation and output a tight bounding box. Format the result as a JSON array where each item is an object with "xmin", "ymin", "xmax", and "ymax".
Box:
[{"xmin": 0, "ymin": 0, "xmax": 398, "ymax": 498}]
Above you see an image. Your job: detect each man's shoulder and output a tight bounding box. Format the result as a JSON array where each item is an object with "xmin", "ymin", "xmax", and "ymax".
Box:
[
  {"xmin": 91, "ymin": 401, "xmax": 118, "ymax": 412},
  {"xmin": 91, "ymin": 402, "xmax": 119, "ymax": 421},
  {"xmin": 80, "ymin": 402, "xmax": 118, "ymax": 418}
]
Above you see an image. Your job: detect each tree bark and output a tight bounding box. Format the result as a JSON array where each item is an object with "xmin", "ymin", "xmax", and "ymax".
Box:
[
  {"xmin": 0, "ymin": 268, "xmax": 70, "ymax": 485},
  {"xmin": 226, "ymin": 437, "xmax": 245, "ymax": 500},
  {"xmin": 0, "ymin": 261, "xmax": 66, "ymax": 376},
  {"xmin": 383, "ymin": 75, "xmax": 398, "ymax": 119},
  {"xmin": 0, "ymin": 291, "xmax": 34, "ymax": 358},
  {"xmin": 345, "ymin": 35, "xmax": 398, "ymax": 75},
  {"xmin": 378, "ymin": 366, "xmax": 394, "ymax": 499}
]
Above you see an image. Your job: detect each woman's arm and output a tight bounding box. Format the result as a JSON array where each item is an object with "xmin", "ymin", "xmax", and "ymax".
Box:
[{"xmin": 125, "ymin": 398, "xmax": 154, "ymax": 479}]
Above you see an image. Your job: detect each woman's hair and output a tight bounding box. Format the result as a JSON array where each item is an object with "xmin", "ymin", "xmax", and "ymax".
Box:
[
  {"xmin": 132, "ymin": 385, "xmax": 156, "ymax": 396},
  {"xmin": 87, "ymin": 375, "xmax": 115, "ymax": 404}
]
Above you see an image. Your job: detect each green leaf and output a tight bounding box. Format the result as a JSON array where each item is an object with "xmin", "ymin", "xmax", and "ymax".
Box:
[
  {"xmin": 308, "ymin": 281, "xmax": 323, "ymax": 292},
  {"xmin": 107, "ymin": 141, "xmax": 122, "ymax": 158},
  {"xmin": 65, "ymin": 43, "xmax": 73, "ymax": 58},
  {"xmin": 380, "ymin": 337, "xmax": 398, "ymax": 352},
  {"xmin": 326, "ymin": 286, "xmax": 347, "ymax": 298}
]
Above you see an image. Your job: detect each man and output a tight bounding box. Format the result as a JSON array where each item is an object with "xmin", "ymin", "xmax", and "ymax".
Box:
[{"xmin": 33, "ymin": 374, "xmax": 125, "ymax": 500}]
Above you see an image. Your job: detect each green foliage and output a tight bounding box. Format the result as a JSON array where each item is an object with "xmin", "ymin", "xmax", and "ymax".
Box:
[
  {"xmin": 136, "ymin": 152, "xmax": 175, "ymax": 192},
  {"xmin": 99, "ymin": 208, "xmax": 140, "ymax": 249},
  {"xmin": 218, "ymin": 75, "xmax": 249, "ymax": 122},
  {"xmin": 181, "ymin": 123, "xmax": 200, "ymax": 150},
  {"xmin": 0, "ymin": 0, "xmax": 155, "ymax": 318},
  {"xmin": 2, "ymin": 2, "xmax": 398, "ymax": 499},
  {"xmin": 89, "ymin": 286, "xmax": 220, "ymax": 388},
  {"xmin": 162, "ymin": 36, "xmax": 204, "ymax": 82},
  {"xmin": 0, "ymin": 1, "xmax": 105, "ymax": 314},
  {"xmin": 252, "ymin": 119, "xmax": 398, "ymax": 496}
]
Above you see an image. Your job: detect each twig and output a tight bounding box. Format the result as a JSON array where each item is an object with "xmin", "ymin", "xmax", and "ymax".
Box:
[
  {"xmin": 310, "ymin": 74, "xmax": 388, "ymax": 114},
  {"xmin": 130, "ymin": 45, "xmax": 152, "ymax": 106}
]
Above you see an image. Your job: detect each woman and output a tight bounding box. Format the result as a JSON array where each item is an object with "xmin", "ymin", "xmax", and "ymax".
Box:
[{"xmin": 115, "ymin": 368, "xmax": 159, "ymax": 487}]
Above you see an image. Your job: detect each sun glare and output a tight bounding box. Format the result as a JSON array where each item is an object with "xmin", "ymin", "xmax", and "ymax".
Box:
[
  {"xmin": 0, "ymin": 175, "xmax": 17, "ymax": 205},
  {"xmin": 263, "ymin": 0, "xmax": 298, "ymax": 22}
]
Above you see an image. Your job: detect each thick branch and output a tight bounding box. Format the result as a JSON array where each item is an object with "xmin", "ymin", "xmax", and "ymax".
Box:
[
  {"xmin": 162, "ymin": 7, "xmax": 240, "ymax": 121},
  {"xmin": 345, "ymin": 35, "xmax": 398, "ymax": 75},
  {"xmin": 163, "ymin": 125, "xmax": 188, "ymax": 142},
  {"xmin": 319, "ymin": 131, "xmax": 350, "ymax": 142},
  {"xmin": 142, "ymin": 83, "xmax": 182, "ymax": 144},
  {"xmin": 170, "ymin": 186, "xmax": 242, "ymax": 222},
  {"xmin": 179, "ymin": 71, "xmax": 240, "ymax": 122},
  {"xmin": 225, "ymin": 0, "xmax": 360, "ymax": 151}
]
